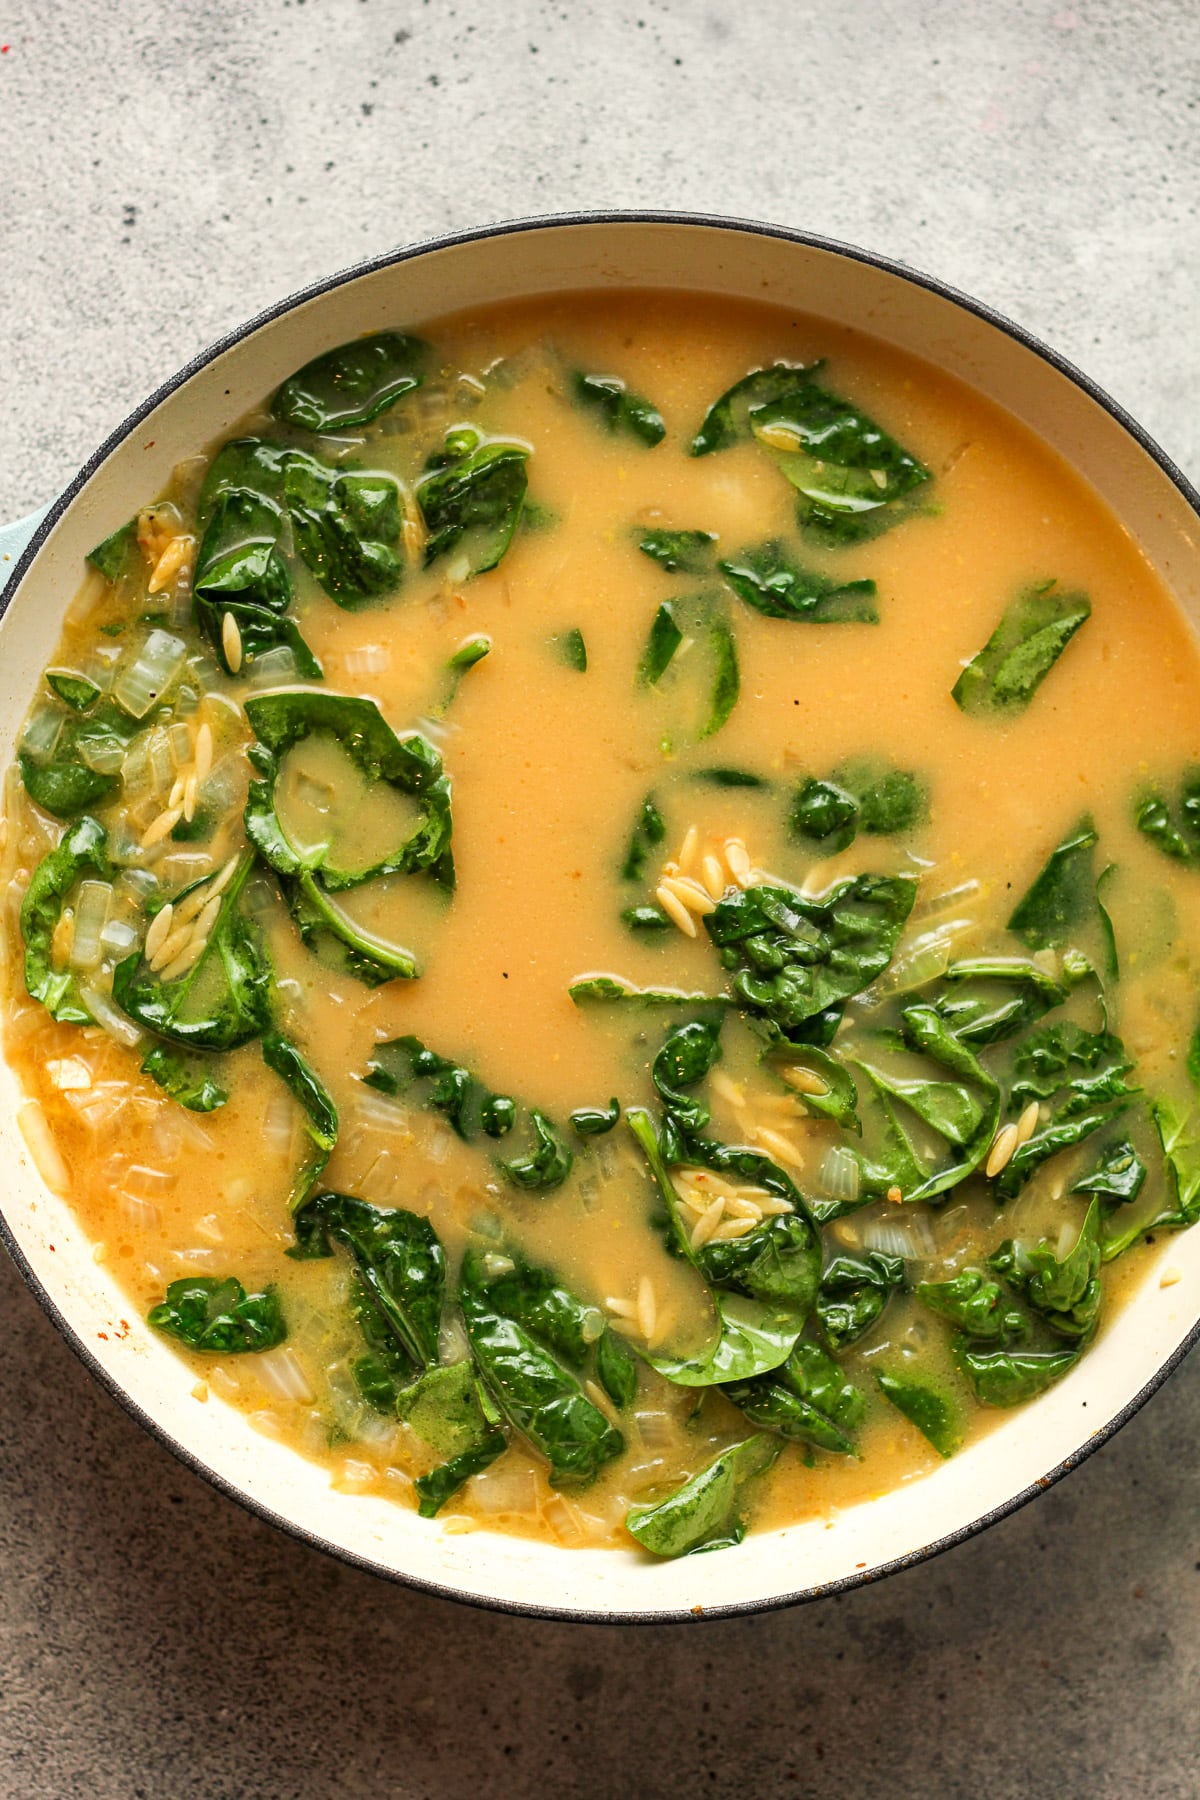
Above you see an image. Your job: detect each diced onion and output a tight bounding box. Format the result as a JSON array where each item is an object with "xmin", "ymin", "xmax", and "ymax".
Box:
[
  {"xmin": 468, "ymin": 1460, "xmax": 538, "ymax": 1515},
  {"xmin": 147, "ymin": 726, "xmax": 174, "ymax": 794},
  {"xmin": 118, "ymin": 1192, "xmax": 161, "ymax": 1230},
  {"xmin": 437, "ymin": 1315, "xmax": 470, "ymax": 1363},
  {"xmin": 114, "ymin": 629, "xmax": 187, "ymax": 719},
  {"xmin": 248, "ymin": 647, "xmax": 299, "ymax": 688},
  {"xmin": 256, "ymin": 1347, "xmax": 315, "ymax": 1405},
  {"xmin": 69, "ymin": 880, "xmax": 112, "ymax": 972},
  {"xmin": 78, "ymin": 982, "xmax": 143, "ymax": 1049},
  {"xmin": 99, "ymin": 917, "xmax": 138, "ymax": 958},
  {"xmin": 21, "ymin": 705, "xmax": 66, "ymax": 760},
  {"xmin": 78, "ymin": 733, "xmax": 126, "ymax": 776},
  {"xmin": 818, "ymin": 1145, "xmax": 861, "ymax": 1205},
  {"xmin": 862, "ymin": 1211, "xmax": 938, "ymax": 1261},
  {"xmin": 633, "ymin": 1411, "xmax": 675, "ymax": 1453},
  {"xmin": 168, "ymin": 722, "xmax": 193, "ymax": 767}
]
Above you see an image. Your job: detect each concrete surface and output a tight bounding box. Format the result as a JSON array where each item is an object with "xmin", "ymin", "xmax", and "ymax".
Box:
[{"xmin": 2, "ymin": 1, "xmax": 1199, "ymax": 1794}]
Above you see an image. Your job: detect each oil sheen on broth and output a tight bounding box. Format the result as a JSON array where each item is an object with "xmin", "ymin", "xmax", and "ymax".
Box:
[{"xmin": 4, "ymin": 291, "xmax": 1200, "ymax": 1559}]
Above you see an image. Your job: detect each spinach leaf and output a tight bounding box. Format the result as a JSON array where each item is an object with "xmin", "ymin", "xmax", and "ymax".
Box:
[
  {"xmin": 292, "ymin": 1192, "xmax": 445, "ymax": 1371},
  {"xmin": 1103, "ymin": 1098, "xmax": 1200, "ymax": 1259},
  {"xmin": 719, "ymin": 541, "xmax": 878, "ymax": 623},
  {"xmin": 850, "ymin": 1003, "xmax": 1001, "ymax": 1202},
  {"xmin": 18, "ymin": 698, "xmax": 136, "ymax": 818},
  {"xmin": 955, "ymin": 1343, "xmax": 1080, "ymax": 1407},
  {"xmin": 1007, "ymin": 816, "xmax": 1110, "ymax": 966},
  {"xmin": 417, "ymin": 427, "xmax": 529, "ymax": 577},
  {"xmin": 705, "ymin": 875, "xmax": 916, "ymax": 1038},
  {"xmin": 463, "ymin": 1255, "xmax": 602, "ymax": 1368},
  {"xmin": 285, "ymin": 874, "xmax": 417, "ymax": 985},
  {"xmin": 261, "ymin": 1031, "xmax": 339, "ymax": 1213},
  {"xmin": 459, "ymin": 1257, "xmax": 624, "ymax": 1485},
  {"xmin": 244, "ymin": 690, "xmax": 454, "ymax": 890},
  {"xmin": 989, "ymin": 1200, "xmax": 1102, "ymax": 1342},
  {"xmin": 1072, "ymin": 1137, "xmax": 1146, "ymax": 1204},
  {"xmin": 553, "ymin": 627, "xmax": 588, "ymax": 672},
  {"xmin": 690, "ymin": 766, "xmax": 770, "ymax": 789},
  {"xmin": 816, "ymin": 1252, "xmax": 905, "ymax": 1350},
  {"xmin": 191, "ymin": 438, "xmax": 322, "ymax": 679},
  {"xmin": 348, "ymin": 1269, "xmax": 417, "ymax": 1409},
  {"xmin": 626, "ymin": 1107, "xmax": 817, "ymax": 1387},
  {"xmin": 995, "ymin": 1022, "xmax": 1135, "ymax": 1199},
  {"xmin": 1133, "ymin": 768, "xmax": 1200, "ymax": 866},
  {"xmin": 140, "ymin": 1043, "xmax": 228, "ymax": 1113},
  {"xmin": 875, "ymin": 1369, "xmax": 962, "ymax": 1457},
  {"xmin": 112, "ymin": 852, "xmax": 273, "ymax": 1051},
  {"xmin": 932, "ymin": 956, "xmax": 1069, "ymax": 1047},
  {"xmin": 365, "ymin": 1035, "xmax": 571, "ymax": 1191},
  {"xmin": 283, "ymin": 450, "xmax": 403, "ymax": 607},
  {"xmin": 621, "ymin": 791, "xmax": 666, "ymax": 881},
  {"xmin": 952, "ymin": 580, "xmax": 1090, "ymax": 717},
  {"xmin": 651, "ymin": 1016, "xmax": 724, "ymax": 1140},
  {"xmin": 20, "ymin": 816, "xmax": 110, "ymax": 1024},
  {"xmin": 568, "ymin": 975, "xmax": 728, "ymax": 1008},
  {"xmin": 87, "ymin": 518, "xmax": 139, "ymax": 581},
  {"xmin": 690, "ymin": 361, "xmax": 818, "ymax": 456},
  {"xmin": 730, "ymin": 370, "xmax": 930, "ymax": 545},
  {"xmin": 790, "ymin": 760, "xmax": 927, "ymax": 852},
  {"xmin": 572, "ymin": 371, "xmax": 665, "ymax": 446},
  {"xmin": 596, "ymin": 1327, "xmax": 639, "ymax": 1409},
  {"xmin": 918, "ymin": 1269, "xmax": 1030, "ymax": 1344},
  {"xmin": 46, "ymin": 670, "xmax": 102, "ymax": 711},
  {"xmin": 723, "ymin": 1340, "xmax": 865, "ymax": 1455},
  {"xmin": 148, "ymin": 1277, "xmax": 286, "ymax": 1354},
  {"xmin": 270, "ymin": 331, "xmax": 429, "ymax": 432},
  {"xmin": 637, "ymin": 528, "xmax": 718, "ymax": 574},
  {"xmin": 394, "ymin": 1360, "xmax": 507, "ymax": 1517},
  {"xmin": 637, "ymin": 593, "xmax": 739, "ymax": 742},
  {"xmin": 625, "ymin": 1436, "xmax": 776, "ymax": 1557},
  {"xmin": 570, "ymin": 1098, "xmax": 621, "ymax": 1136}
]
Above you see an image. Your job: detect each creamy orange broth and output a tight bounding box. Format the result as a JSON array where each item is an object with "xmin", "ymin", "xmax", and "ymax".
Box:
[{"xmin": 4, "ymin": 291, "xmax": 1200, "ymax": 1553}]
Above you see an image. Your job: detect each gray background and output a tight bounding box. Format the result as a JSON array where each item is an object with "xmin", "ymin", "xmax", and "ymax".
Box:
[{"xmin": 2, "ymin": 2, "xmax": 1199, "ymax": 1794}]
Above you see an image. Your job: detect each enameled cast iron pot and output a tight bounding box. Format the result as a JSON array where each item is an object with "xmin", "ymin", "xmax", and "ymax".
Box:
[{"xmin": 3, "ymin": 213, "xmax": 1199, "ymax": 1623}]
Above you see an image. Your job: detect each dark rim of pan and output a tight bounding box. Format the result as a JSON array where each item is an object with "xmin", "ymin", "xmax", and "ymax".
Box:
[{"xmin": 2, "ymin": 209, "xmax": 1199, "ymax": 1626}]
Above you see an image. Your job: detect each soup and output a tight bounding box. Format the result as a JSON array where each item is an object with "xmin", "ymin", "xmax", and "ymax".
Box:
[{"xmin": 4, "ymin": 292, "xmax": 1200, "ymax": 1559}]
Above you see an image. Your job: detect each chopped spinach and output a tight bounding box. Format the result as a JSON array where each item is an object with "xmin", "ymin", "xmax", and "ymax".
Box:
[
  {"xmin": 554, "ymin": 627, "xmax": 588, "ymax": 672},
  {"xmin": 625, "ymin": 1436, "xmax": 777, "ymax": 1557},
  {"xmin": 1072, "ymin": 1137, "xmax": 1146, "ymax": 1204},
  {"xmin": 571, "ymin": 371, "xmax": 665, "ymax": 446},
  {"xmin": 875, "ymin": 1369, "xmax": 962, "ymax": 1457},
  {"xmin": 636, "ymin": 592, "xmax": 739, "ymax": 741},
  {"xmin": 284, "ymin": 876, "xmax": 417, "ymax": 986},
  {"xmin": 86, "ymin": 518, "xmax": 139, "ymax": 582},
  {"xmin": 148, "ymin": 1276, "xmax": 286, "ymax": 1354},
  {"xmin": 917, "ymin": 1269, "xmax": 1029, "ymax": 1344},
  {"xmin": 690, "ymin": 361, "xmax": 818, "ymax": 457},
  {"xmin": 723, "ymin": 1341, "xmax": 865, "ymax": 1456},
  {"xmin": 636, "ymin": 528, "xmax": 718, "ymax": 575},
  {"xmin": 140, "ymin": 1043, "xmax": 229, "ymax": 1113},
  {"xmin": 244, "ymin": 690, "xmax": 454, "ymax": 890},
  {"xmin": 270, "ymin": 331, "xmax": 429, "ymax": 432},
  {"xmin": 1133, "ymin": 768, "xmax": 1200, "ymax": 866},
  {"xmin": 112, "ymin": 852, "xmax": 274, "ymax": 1050},
  {"xmin": 764, "ymin": 1043, "xmax": 860, "ymax": 1131},
  {"xmin": 417, "ymin": 427, "xmax": 529, "ymax": 577},
  {"xmin": 46, "ymin": 670, "xmax": 101, "ymax": 711},
  {"xmin": 690, "ymin": 766, "xmax": 770, "ymax": 789},
  {"xmin": 570, "ymin": 1098, "xmax": 620, "ymax": 1136},
  {"xmin": 394, "ymin": 1360, "xmax": 508, "ymax": 1517},
  {"xmin": 261, "ymin": 1031, "xmax": 339, "ymax": 1212},
  {"xmin": 952, "ymin": 580, "xmax": 1090, "ymax": 717},
  {"xmin": 291, "ymin": 1192, "xmax": 445, "ymax": 1373},
  {"xmin": 1007, "ymin": 816, "xmax": 1112, "ymax": 973},
  {"xmin": 459, "ymin": 1253, "xmax": 624, "ymax": 1485},
  {"xmin": 719, "ymin": 541, "xmax": 878, "ymax": 623},
  {"xmin": 18, "ymin": 697, "xmax": 137, "ymax": 819},
  {"xmin": 568, "ymin": 975, "xmax": 727, "ymax": 1008},
  {"xmin": 995, "ymin": 1021, "xmax": 1136, "ymax": 1198},
  {"xmin": 283, "ymin": 449, "xmax": 404, "ymax": 607},
  {"xmin": 989, "ymin": 1200, "xmax": 1102, "ymax": 1342},
  {"xmin": 1103, "ymin": 1099, "xmax": 1200, "ymax": 1259},
  {"xmin": 20, "ymin": 815, "xmax": 110, "ymax": 1024},
  {"xmin": 956, "ymin": 1343, "xmax": 1080, "ymax": 1407},
  {"xmin": 365, "ymin": 1035, "xmax": 572, "ymax": 1191},
  {"xmin": 816, "ymin": 1252, "xmax": 905, "ymax": 1350},
  {"xmin": 638, "ymin": 603, "xmax": 684, "ymax": 685},
  {"xmin": 596, "ymin": 1328, "xmax": 639, "ymax": 1409},
  {"xmin": 621, "ymin": 791, "xmax": 666, "ymax": 881},
  {"xmin": 790, "ymin": 760, "xmax": 927, "ymax": 853},
  {"xmin": 931, "ymin": 957, "xmax": 1070, "ymax": 1047},
  {"xmin": 705, "ymin": 874, "xmax": 916, "ymax": 1039}
]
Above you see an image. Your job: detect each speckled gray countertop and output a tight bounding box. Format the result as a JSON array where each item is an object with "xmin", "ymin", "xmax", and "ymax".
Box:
[{"xmin": 2, "ymin": 4, "xmax": 1199, "ymax": 1795}]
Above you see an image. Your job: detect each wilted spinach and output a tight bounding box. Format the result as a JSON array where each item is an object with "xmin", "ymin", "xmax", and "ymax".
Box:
[
  {"xmin": 790, "ymin": 760, "xmax": 927, "ymax": 853},
  {"xmin": 1133, "ymin": 768, "xmax": 1200, "ymax": 866},
  {"xmin": 18, "ymin": 698, "xmax": 137, "ymax": 819},
  {"xmin": 637, "ymin": 528, "xmax": 718, "ymax": 575},
  {"xmin": 571, "ymin": 371, "xmax": 665, "ymax": 445},
  {"xmin": 989, "ymin": 1199, "xmax": 1102, "ymax": 1342},
  {"xmin": 271, "ymin": 331, "xmax": 429, "ymax": 432},
  {"xmin": 816, "ymin": 1252, "xmax": 905, "ymax": 1349},
  {"xmin": 723, "ymin": 1340, "xmax": 865, "ymax": 1456},
  {"xmin": 875, "ymin": 1369, "xmax": 962, "ymax": 1457},
  {"xmin": 625, "ymin": 1436, "xmax": 776, "ymax": 1557},
  {"xmin": 719, "ymin": 541, "xmax": 878, "ymax": 623},
  {"xmin": 417, "ymin": 427, "xmax": 529, "ymax": 577},
  {"xmin": 140, "ymin": 1043, "xmax": 228, "ymax": 1113},
  {"xmin": 952, "ymin": 580, "xmax": 1090, "ymax": 717},
  {"xmin": 1007, "ymin": 815, "xmax": 1114, "ymax": 976},
  {"xmin": 283, "ymin": 449, "xmax": 404, "ymax": 607},
  {"xmin": 87, "ymin": 518, "xmax": 139, "ymax": 582},
  {"xmin": 20, "ymin": 815, "xmax": 110, "ymax": 1024},
  {"xmin": 291, "ymin": 1192, "xmax": 445, "ymax": 1373},
  {"xmin": 637, "ymin": 593, "xmax": 740, "ymax": 741},
  {"xmin": 621, "ymin": 791, "xmax": 666, "ymax": 881},
  {"xmin": 393, "ymin": 1360, "xmax": 507, "ymax": 1517},
  {"xmin": 995, "ymin": 1021, "xmax": 1135, "ymax": 1199},
  {"xmin": 148, "ymin": 1276, "xmax": 286, "ymax": 1354},
  {"xmin": 112, "ymin": 852, "xmax": 274, "ymax": 1050},
  {"xmin": 261, "ymin": 1030, "xmax": 339, "ymax": 1212}
]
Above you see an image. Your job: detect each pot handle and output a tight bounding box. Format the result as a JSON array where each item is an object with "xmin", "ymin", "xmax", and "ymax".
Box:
[{"xmin": 0, "ymin": 506, "xmax": 51, "ymax": 601}]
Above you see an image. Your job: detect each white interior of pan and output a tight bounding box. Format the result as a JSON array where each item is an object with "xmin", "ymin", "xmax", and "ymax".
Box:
[{"xmin": 3, "ymin": 219, "xmax": 1199, "ymax": 1619}]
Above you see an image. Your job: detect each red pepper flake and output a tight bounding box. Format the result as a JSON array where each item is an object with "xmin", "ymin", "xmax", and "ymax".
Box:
[
  {"xmin": 855, "ymin": 1560, "xmax": 866, "ymax": 1568},
  {"xmin": 97, "ymin": 1331, "xmax": 109, "ymax": 1340}
]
